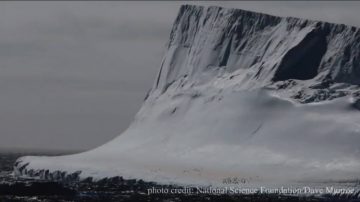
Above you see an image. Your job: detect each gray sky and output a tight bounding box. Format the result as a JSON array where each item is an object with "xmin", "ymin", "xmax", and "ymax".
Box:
[{"xmin": 0, "ymin": 1, "xmax": 360, "ymax": 152}]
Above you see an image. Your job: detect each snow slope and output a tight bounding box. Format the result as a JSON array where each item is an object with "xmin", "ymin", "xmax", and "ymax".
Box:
[{"xmin": 14, "ymin": 5, "xmax": 360, "ymax": 187}]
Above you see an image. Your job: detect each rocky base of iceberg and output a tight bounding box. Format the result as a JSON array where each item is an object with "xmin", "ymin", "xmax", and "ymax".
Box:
[{"xmin": 2, "ymin": 172, "xmax": 360, "ymax": 202}]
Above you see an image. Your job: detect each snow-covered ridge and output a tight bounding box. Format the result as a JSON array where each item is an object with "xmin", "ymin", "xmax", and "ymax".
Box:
[
  {"xmin": 156, "ymin": 5, "xmax": 360, "ymax": 103},
  {"xmin": 14, "ymin": 5, "xmax": 360, "ymax": 190}
]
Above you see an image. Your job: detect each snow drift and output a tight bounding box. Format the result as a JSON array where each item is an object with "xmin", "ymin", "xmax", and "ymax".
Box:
[{"xmin": 14, "ymin": 5, "xmax": 360, "ymax": 188}]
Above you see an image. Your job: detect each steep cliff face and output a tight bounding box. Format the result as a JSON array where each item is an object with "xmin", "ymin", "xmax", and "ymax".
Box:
[
  {"xmin": 155, "ymin": 5, "xmax": 360, "ymax": 103},
  {"xmin": 14, "ymin": 5, "xmax": 360, "ymax": 188}
]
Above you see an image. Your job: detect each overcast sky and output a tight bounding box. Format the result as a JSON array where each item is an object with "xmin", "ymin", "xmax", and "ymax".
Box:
[{"xmin": 1, "ymin": 1, "xmax": 360, "ymax": 152}]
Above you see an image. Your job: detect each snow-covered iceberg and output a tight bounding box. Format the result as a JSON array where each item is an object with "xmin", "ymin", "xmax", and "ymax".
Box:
[{"xmin": 14, "ymin": 5, "xmax": 360, "ymax": 187}]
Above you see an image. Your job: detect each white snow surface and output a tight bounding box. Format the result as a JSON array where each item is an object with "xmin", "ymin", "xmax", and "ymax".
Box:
[
  {"xmin": 15, "ymin": 85, "xmax": 360, "ymax": 187},
  {"xmin": 14, "ymin": 5, "xmax": 360, "ymax": 188}
]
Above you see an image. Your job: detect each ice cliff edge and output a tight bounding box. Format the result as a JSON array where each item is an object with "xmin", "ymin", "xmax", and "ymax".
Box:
[
  {"xmin": 155, "ymin": 5, "xmax": 360, "ymax": 103},
  {"xmin": 14, "ymin": 5, "xmax": 360, "ymax": 187}
]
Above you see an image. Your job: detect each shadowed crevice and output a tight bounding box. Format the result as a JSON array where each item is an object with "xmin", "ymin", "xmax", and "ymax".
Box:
[{"xmin": 273, "ymin": 28, "xmax": 328, "ymax": 81}]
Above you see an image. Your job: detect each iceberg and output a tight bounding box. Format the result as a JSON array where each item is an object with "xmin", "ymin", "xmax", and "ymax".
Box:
[{"xmin": 14, "ymin": 5, "xmax": 360, "ymax": 188}]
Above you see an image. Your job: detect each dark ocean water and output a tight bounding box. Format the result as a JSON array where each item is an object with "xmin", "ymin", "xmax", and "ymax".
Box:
[{"xmin": 1, "ymin": 151, "xmax": 360, "ymax": 202}]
